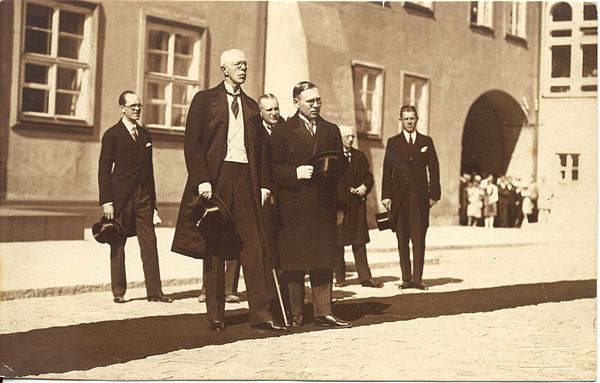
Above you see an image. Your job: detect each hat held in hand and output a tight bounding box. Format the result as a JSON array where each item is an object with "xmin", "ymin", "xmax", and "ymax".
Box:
[
  {"xmin": 310, "ymin": 150, "xmax": 348, "ymax": 183},
  {"xmin": 92, "ymin": 216, "xmax": 126, "ymax": 244}
]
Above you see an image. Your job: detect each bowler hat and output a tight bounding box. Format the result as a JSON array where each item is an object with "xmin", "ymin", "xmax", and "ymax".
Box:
[
  {"xmin": 92, "ymin": 216, "xmax": 126, "ymax": 244},
  {"xmin": 310, "ymin": 151, "xmax": 348, "ymax": 182},
  {"xmin": 189, "ymin": 193, "xmax": 234, "ymax": 227},
  {"xmin": 375, "ymin": 211, "xmax": 392, "ymax": 231}
]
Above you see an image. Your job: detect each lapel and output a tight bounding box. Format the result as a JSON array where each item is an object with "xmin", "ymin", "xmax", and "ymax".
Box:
[
  {"xmin": 240, "ymin": 91, "xmax": 257, "ymax": 164},
  {"xmin": 290, "ymin": 113, "xmax": 315, "ymax": 151},
  {"xmin": 118, "ymin": 120, "xmax": 138, "ymax": 149},
  {"xmin": 208, "ymin": 82, "xmax": 229, "ymax": 134},
  {"xmin": 313, "ymin": 116, "xmax": 330, "ymax": 154}
]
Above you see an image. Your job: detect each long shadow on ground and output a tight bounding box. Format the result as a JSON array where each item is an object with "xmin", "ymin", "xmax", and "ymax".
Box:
[{"xmin": 0, "ymin": 279, "xmax": 595, "ymax": 377}]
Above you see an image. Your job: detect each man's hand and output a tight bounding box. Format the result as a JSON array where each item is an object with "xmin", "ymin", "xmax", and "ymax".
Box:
[
  {"xmin": 153, "ymin": 209, "xmax": 162, "ymax": 225},
  {"xmin": 296, "ymin": 165, "xmax": 314, "ymax": 180},
  {"xmin": 336, "ymin": 210, "xmax": 344, "ymax": 226},
  {"xmin": 355, "ymin": 184, "xmax": 368, "ymax": 198},
  {"xmin": 381, "ymin": 199, "xmax": 392, "ymax": 211},
  {"xmin": 429, "ymin": 199, "xmax": 438, "ymax": 207},
  {"xmin": 198, "ymin": 183, "xmax": 212, "ymax": 200},
  {"xmin": 261, "ymin": 188, "xmax": 271, "ymax": 207},
  {"xmin": 103, "ymin": 204, "xmax": 114, "ymax": 220}
]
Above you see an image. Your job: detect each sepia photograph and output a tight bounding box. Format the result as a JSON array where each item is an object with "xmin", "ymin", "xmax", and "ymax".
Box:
[{"xmin": 0, "ymin": 0, "xmax": 597, "ymax": 380}]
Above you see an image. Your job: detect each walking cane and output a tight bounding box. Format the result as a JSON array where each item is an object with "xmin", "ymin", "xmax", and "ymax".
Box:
[{"xmin": 271, "ymin": 269, "xmax": 289, "ymax": 327}]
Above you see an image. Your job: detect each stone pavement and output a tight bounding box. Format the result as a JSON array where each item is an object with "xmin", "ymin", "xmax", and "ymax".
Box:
[{"xmin": 0, "ymin": 226, "xmax": 596, "ymax": 380}]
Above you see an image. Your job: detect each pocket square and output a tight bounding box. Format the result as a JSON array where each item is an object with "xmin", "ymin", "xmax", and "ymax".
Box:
[
  {"xmin": 146, "ymin": 142, "xmax": 152, "ymax": 147},
  {"xmin": 420, "ymin": 146, "xmax": 428, "ymax": 153}
]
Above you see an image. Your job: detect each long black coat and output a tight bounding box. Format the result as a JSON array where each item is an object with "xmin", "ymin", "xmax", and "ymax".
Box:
[
  {"xmin": 337, "ymin": 148, "xmax": 374, "ymax": 246},
  {"xmin": 381, "ymin": 131, "xmax": 441, "ymax": 229},
  {"xmin": 171, "ymin": 82, "xmax": 268, "ymax": 260},
  {"xmin": 271, "ymin": 112, "xmax": 346, "ymax": 270},
  {"xmin": 98, "ymin": 120, "xmax": 157, "ymax": 236}
]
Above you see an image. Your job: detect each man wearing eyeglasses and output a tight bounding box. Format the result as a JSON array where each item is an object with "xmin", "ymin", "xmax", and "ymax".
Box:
[
  {"xmin": 98, "ymin": 90, "xmax": 172, "ymax": 304},
  {"xmin": 172, "ymin": 49, "xmax": 287, "ymax": 332}
]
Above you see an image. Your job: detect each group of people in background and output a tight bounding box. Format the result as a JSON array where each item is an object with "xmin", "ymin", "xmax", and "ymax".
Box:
[{"xmin": 459, "ymin": 173, "xmax": 554, "ymax": 228}]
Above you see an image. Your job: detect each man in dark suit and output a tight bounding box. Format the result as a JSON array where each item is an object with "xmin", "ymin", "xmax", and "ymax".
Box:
[
  {"xmin": 98, "ymin": 90, "xmax": 172, "ymax": 304},
  {"xmin": 335, "ymin": 125, "xmax": 383, "ymax": 289},
  {"xmin": 271, "ymin": 81, "xmax": 351, "ymax": 328},
  {"xmin": 171, "ymin": 49, "xmax": 286, "ymax": 332},
  {"xmin": 381, "ymin": 105, "xmax": 440, "ymax": 291}
]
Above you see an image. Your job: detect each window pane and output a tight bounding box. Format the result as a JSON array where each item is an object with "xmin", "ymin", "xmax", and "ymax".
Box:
[
  {"xmin": 172, "ymin": 84, "xmax": 191, "ymax": 104},
  {"xmin": 552, "ymin": 2, "xmax": 572, "ymax": 22},
  {"xmin": 470, "ymin": 1, "xmax": 479, "ymax": 23},
  {"xmin": 147, "ymin": 53, "xmax": 168, "ymax": 73},
  {"xmin": 171, "ymin": 106, "xmax": 187, "ymax": 127},
  {"xmin": 56, "ymin": 92, "xmax": 78, "ymax": 116},
  {"xmin": 26, "ymin": 3, "xmax": 52, "ymax": 29},
  {"xmin": 584, "ymin": 3, "xmax": 597, "ymax": 20},
  {"xmin": 175, "ymin": 34, "xmax": 193, "ymax": 55},
  {"xmin": 24, "ymin": 63, "xmax": 49, "ymax": 84},
  {"xmin": 582, "ymin": 44, "xmax": 597, "ymax": 77},
  {"xmin": 551, "ymin": 30, "xmax": 572, "ymax": 37},
  {"xmin": 22, "ymin": 88, "xmax": 48, "ymax": 113},
  {"xmin": 145, "ymin": 104, "xmax": 166, "ymax": 125},
  {"xmin": 58, "ymin": 35, "xmax": 83, "ymax": 59},
  {"xmin": 572, "ymin": 170, "xmax": 579, "ymax": 180},
  {"xmin": 174, "ymin": 56, "xmax": 192, "ymax": 77},
  {"xmin": 57, "ymin": 67, "xmax": 81, "ymax": 91},
  {"xmin": 146, "ymin": 81, "xmax": 166, "ymax": 100},
  {"xmin": 571, "ymin": 154, "xmax": 579, "ymax": 167},
  {"xmin": 551, "ymin": 45, "xmax": 571, "ymax": 77},
  {"xmin": 148, "ymin": 29, "xmax": 169, "ymax": 51},
  {"xmin": 25, "ymin": 29, "xmax": 51, "ymax": 55},
  {"xmin": 558, "ymin": 154, "xmax": 567, "ymax": 167},
  {"xmin": 59, "ymin": 10, "xmax": 85, "ymax": 35}
]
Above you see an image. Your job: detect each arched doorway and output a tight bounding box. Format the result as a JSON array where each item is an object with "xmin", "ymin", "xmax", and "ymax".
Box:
[{"xmin": 459, "ymin": 90, "xmax": 534, "ymax": 225}]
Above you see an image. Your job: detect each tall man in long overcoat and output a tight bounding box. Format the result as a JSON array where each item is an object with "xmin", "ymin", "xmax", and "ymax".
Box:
[
  {"xmin": 335, "ymin": 125, "xmax": 383, "ymax": 289},
  {"xmin": 381, "ymin": 105, "xmax": 440, "ymax": 290},
  {"xmin": 271, "ymin": 81, "xmax": 351, "ymax": 328},
  {"xmin": 171, "ymin": 49, "xmax": 286, "ymax": 332}
]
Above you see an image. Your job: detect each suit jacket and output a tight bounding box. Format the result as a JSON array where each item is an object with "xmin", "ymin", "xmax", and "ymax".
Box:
[
  {"xmin": 171, "ymin": 82, "xmax": 267, "ymax": 259},
  {"xmin": 98, "ymin": 120, "xmax": 157, "ymax": 220},
  {"xmin": 337, "ymin": 147, "xmax": 373, "ymax": 246},
  {"xmin": 381, "ymin": 131, "xmax": 440, "ymax": 228},
  {"xmin": 271, "ymin": 112, "xmax": 346, "ymax": 270}
]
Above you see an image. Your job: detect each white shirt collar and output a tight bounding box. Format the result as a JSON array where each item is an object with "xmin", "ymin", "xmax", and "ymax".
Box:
[
  {"xmin": 262, "ymin": 120, "xmax": 273, "ymax": 135},
  {"xmin": 122, "ymin": 117, "xmax": 137, "ymax": 132},
  {"xmin": 402, "ymin": 129, "xmax": 416, "ymax": 142},
  {"xmin": 298, "ymin": 113, "xmax": 316, "ymax": 127},
  {"xmin": 224, "ymin": 81, "xmax": 240, "ymax": 96}
]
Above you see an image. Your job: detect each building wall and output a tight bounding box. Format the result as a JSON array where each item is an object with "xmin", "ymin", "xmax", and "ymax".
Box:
[{"xmin": 1, "ymin": 1, "xmax": 267, "ymax": 211}]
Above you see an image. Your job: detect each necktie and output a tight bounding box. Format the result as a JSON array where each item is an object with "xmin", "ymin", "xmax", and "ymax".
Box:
[
  {"xmin": 131, "ymin": 125, "xmax": 138, "ymax": 142},
  {"xmin": 408, "ymin": 133, "xmax": 413, "ymax": 146},
  {"xmin": 227, "ymin": 91, "xmax": 239, "ymax": 118},
  {"xmin": 306, "ymin": 121, "xmax": 315, "ymax": 137}
]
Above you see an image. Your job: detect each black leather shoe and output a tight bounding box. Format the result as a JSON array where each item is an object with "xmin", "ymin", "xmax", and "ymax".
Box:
[
  {"xmin": 113, "ymin": 296, "xmax": 126, "ymax": 304},
  {"xmin": 209, "ymin": 320, "xmax": 225, "ymax": 332},
  {"xmin": 291, "ymin": 315, "xmax": 303, "ymax": 327},
  {"xmin": 314, "ymin": 314, "xmax": 352, "ymax": 328},
  {"xmin": 361, "ymin": 278, "xmax": 384, "ymax": 288},
  {"xmin": 147, "ymin": 294, "xmax": 173, "ymax": 303},
  {"xmin": 413, "ymin": 282, "xmax": 429, "ymax": 290},
  {"xmin": 251, "ymin": 320, "xmax": 289, "ymax": 332},
  {"xmin": 225, "ymin": 294, "xmax": 240, "ymax": 303},
  {"xmin": 398, "ymin": 281, "xmax": 412, "ymax": 289}
]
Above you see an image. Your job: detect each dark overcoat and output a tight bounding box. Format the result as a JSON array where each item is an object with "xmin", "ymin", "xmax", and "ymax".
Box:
[
  {"xmin": 98, "ymin": 120, "xmax": 156, "ymax": 236},
  {"xmin": 381, "ymin": 131, "xmax": 441, "ymax": 229},
  {"xmin": 171, "ymin": 82, "xmax": 267, "ymax": 260},
  {"xmin": 337, "ymin": 147, "xmax": 374, "ymax": 246},
  {"xmin": 270, "ymin": 112, "xmax": 346, "ymax": 270}
]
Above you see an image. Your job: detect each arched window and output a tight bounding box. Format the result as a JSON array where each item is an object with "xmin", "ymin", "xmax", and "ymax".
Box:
[
  {"xmin": 551, "ymin": 2, "xmax": 572, "ymax": 22},
  {"xmin": 584, "ymin": 2, "xmax": 597, "ymax": 20}
]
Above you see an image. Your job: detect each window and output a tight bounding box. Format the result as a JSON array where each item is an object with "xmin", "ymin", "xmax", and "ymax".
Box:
[
  {"xmin": 470, "ymin": 1, "xmax": 494, "ymax": 28},
  {"xmin": 557, "ymin": 153, "xmax": 580, "ymax": 182},
  {"xmin": 20, "ymin": 1, "xmax": 95, "ymax": 123},
  {"xmin": 352, "ymin": 63, "xmax": 384, "ymax": 138},
  {"xmin": 402, "ymin": 72, "xmax": 430, "ymax": 135},
  {"xmin": 507, "ymin": 2, "xmax": 527, "ymax": 38},
  {"xmin": 543, "ymin": 2, "xmax": 597, "ymax": 95},
  {"xmin": 144, "ymin": 20, "xmax": 204, "ymax": 131}
]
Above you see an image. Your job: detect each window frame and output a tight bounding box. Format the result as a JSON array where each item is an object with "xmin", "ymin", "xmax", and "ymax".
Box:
[
  {"xmin": 351, "ymin": 60, "xmax": 385, "ymax": 140},
  {"xmin": 470, "ymin": 1, "xmax": 494, "ymax": 30},
  {"xmin": 556, "ymin": 153, "xmax": 580, "ymax": 183},
  {"xmin": 18, "ymin": 0, "xmax": 97, "ymax": 127},
  {"xmin": 142, "ymin": 17, "xmax": 206, "ymax": 133},
  {"xmin": 506, "ymin": 1, "xmax": 528, "ymax": 40},
  {"xmin": 400, "ymin": 70, "xmax": 431, "ymax": 136}
]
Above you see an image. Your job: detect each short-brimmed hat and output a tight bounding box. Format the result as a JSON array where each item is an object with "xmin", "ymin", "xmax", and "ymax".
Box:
[
  {"xmin": 375, "ymin": 211, "xmax": 392, "ymax": 231},
  {"xmin": 310, "ymin": 150, "xmax": 348, "ymax": 183},
  {"xmin": 92, "ymin": 216, "xmax": 126, "ymax": 244}
]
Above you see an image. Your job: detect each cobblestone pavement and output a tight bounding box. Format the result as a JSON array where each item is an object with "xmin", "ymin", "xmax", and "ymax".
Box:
[{"xmin": 0, "ymin": 239, "xmax": 596, "ymax": 380}]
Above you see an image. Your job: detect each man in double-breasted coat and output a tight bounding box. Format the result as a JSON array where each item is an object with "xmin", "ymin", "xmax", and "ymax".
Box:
[
  {"xmin": 335, "ymin": 125, "xmax": 383, "ymax": 289},
  {"xmin": 271, "ymin": 81, "xmax": 351, "ymax": 328},
  {"xmin": 381, "ymin": 105, "xmax": 440, "ymax": 291},
  {"xmin": 171, "ymin": 49, "xmax": 286, "ymax": 332},
  {"xmin": 98, "ymin": 90, "xmax": 172, "ymax": 304}
]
